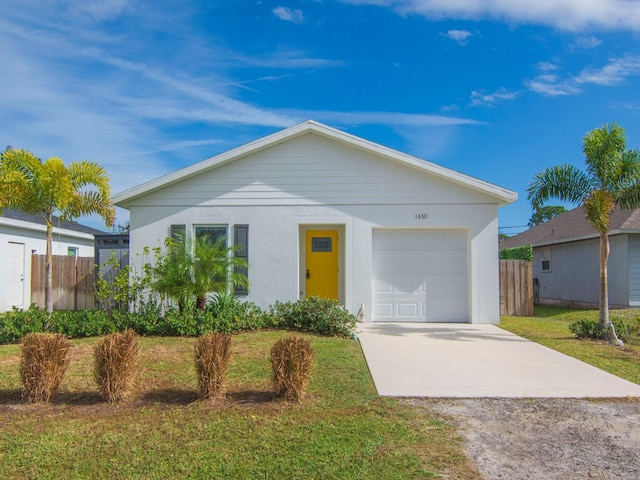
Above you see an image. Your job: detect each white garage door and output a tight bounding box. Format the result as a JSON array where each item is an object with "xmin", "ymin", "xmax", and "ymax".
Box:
[{"xmin": 372, "ymin": 229, "xmax": 468, "ymax": 322}]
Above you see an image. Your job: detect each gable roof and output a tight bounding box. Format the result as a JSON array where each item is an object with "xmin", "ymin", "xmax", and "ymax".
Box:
[
  {"xmin": 113, "ymin": 120, "xmax": 517, "ymax": 209},
  {"xmin": 500, "ymin": 205, "xmax": 640, "ymax": 249},
  {"xmin": 0, "ymin": 208, "xmax": 105, "ymax": 236}
]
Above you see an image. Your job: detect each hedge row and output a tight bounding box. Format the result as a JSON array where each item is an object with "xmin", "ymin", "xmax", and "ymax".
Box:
[
  {"xmin": 499, "ymin": 245, "xmax": 533, "ymax": 261},
  {"xmin": 0, "ymin": 296, "xmax": 357, "ymax": 344}
]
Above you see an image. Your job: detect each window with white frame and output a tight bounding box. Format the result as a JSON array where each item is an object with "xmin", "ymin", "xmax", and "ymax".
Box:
[
  {"xmin": 541, "ymin": 247, "xmax": 551, "ymax": 272},
  {"xmin": 67, "ymin": 247, "xmax": 78, "ymax": 256}
]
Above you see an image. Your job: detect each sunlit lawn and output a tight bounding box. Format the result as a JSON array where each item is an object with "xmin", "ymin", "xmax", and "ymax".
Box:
[
  {"xmin": 501, "ymin": 306, "xmax": 640, "ymax": 385},
  {"xmin": 0, "ymin": 331, "xmax": 480, "ymax": 479}
]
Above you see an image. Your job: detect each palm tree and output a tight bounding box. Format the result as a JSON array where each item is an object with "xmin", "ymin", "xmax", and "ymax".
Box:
[
  {"xmin": 527, "ymin": 123, "xmax": 640, "ymax": 346},
  {"xmin": 151, "ymin": 235, "xmax": 248, "ymax": 312},
  {"xmin": 0, "ymin": 148, "xmax": 115, "ymax": 313}
]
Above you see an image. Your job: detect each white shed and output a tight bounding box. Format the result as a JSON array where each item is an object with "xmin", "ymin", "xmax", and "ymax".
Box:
[
  {"xmin": 113, "ymin": 121, "xmax": 516, "ymax": 323},
  {"xmin": 0, "ymin": 209, "xmax": 101, "ymax": 312}
]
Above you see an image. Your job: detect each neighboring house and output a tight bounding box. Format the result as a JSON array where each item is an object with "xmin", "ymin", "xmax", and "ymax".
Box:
[
  {"xmin": 500, "ymin": 205, "xmax": 640, "ymax": 308},
  {"xmin": 0, "ymin": 208, "xmax": 103, "ymax": 312},
  {"xmin": 113, "ymin": 121, "xmax": 516, "ymax": 323}
]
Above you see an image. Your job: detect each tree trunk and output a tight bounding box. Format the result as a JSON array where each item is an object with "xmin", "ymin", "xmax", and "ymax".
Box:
[
  {"xmin": 196, "ymin": 295, "xmax": 206, "ymax": 311},
  {"xmin": 599, "ymin": 232, "xmax": 623, "ymax": 346},
  {"xmin": 45, "ymin": 220, "xmax": 54, "ymax": 313}
]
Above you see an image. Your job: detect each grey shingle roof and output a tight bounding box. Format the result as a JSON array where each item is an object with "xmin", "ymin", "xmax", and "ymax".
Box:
[
  {"xmin": 0, "ymin": 208, "xmax": 105, "ymax": 235},
  {"xmin": 500, "ymin": 205, "xmax": 640, "ymax": 249}
]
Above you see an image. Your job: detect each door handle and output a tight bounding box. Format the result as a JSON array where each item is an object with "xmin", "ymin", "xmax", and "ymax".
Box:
[{"xmin": 306, "ymin": 269, "xmax": 310, "ymax": 279}]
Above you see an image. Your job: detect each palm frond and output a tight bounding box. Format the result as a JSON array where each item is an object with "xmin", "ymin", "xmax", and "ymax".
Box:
[
  {"xmin": 583, "ymin": 190, "xmax": 615, "ymax": 234},
  {"xmin": 526, "ymin": 164, "xmax": 591, "ymax": 210},
  {"xmin": 583, "ymin": 123, "xmax": 626, "ymax": 189}
]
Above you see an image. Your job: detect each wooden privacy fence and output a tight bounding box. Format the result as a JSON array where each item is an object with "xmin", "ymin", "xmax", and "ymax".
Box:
[
  {"xmin": 31, "ymin": 255, "xmax": 94, "ymax": 310},
  {"xmin": 499, "ymin": 259, "xmax": 533, "ymax": 316}
]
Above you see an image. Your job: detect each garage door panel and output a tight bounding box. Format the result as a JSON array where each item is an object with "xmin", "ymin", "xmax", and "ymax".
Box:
[
  {"xmin": 373, "ymin": 230, "xmax": 466, "ymax": 250},
  {"xmin": 426, "ymin": 299, "xmax": 468, "ymax": 322},
  {"xmin": 373, "ymin": 250, "xmax": 466, "ymax": 275},
  {"xmin": 372, "ymin": 229, "xmax": 468, "ymax": 322}
]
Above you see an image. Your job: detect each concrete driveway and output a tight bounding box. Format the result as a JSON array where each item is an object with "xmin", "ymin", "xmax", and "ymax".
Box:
[{"xmin": 357, "ymin": 322, "xmax": 640, "ymax": 398}]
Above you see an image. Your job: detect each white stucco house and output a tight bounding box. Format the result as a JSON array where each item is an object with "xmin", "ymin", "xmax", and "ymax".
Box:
[
  {"xmin": 0, "ymin": 209, "xmax": 102, "ymax": 312},
  {"xmin": 113, "ymin": 121, "xmax": 516, "ymax": 323}
]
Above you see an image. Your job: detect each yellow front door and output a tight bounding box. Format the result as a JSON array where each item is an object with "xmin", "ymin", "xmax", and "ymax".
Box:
[{"xmin": 305, "ymin": 230, "xmax": 339, "ymax": 300}]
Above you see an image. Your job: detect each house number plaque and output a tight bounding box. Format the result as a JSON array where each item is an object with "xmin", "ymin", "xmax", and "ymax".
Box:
[{"xmin": 414, "ymin": 213, "xmax": 429, "ymax": 220}]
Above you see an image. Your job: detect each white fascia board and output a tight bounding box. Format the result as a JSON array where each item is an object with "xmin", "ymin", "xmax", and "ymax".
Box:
[
  {"xmin": 0, "ymin": 217, "xmax": 95, "ymax": 241},
  {"xmin": 112, "ymin": 120, "xmax": 518, "ymax": 208}
]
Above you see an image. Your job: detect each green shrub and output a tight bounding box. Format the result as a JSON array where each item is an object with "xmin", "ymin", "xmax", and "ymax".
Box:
[
  {"xmin": 271, "ymin": 336, "xmax": 314, "ymax": 402},
  {"xmin": 194, "ymin": 333, "xmax": 232, "ymax": 400},
  {"xmin": 0, "ymin": 306, "xmax": 49, "ymax": 343},
  {"xmin": 499, "ymin": 245, "xmax": 533, "ymax": 261},
  {"xmin": 20, "ymin": 333, "xmax": 71, "ymax": 403},
  {"xmin": 270, "ymin": 296, "xmax": 356, "ymax": 338},
  {"xmin": 568, "ymin": 317, "xmax": 631, "ymax": 343},
  {"xmin": 94, "ymin": 330, "xmax": 140, "ymax": 403},
  {"xmin": 568, "ymin": 319, "xmax": 602, "ymax": 339},
  {"xmin": 204, "ymin": 295, "xmax": 275, "ymax": 334}
]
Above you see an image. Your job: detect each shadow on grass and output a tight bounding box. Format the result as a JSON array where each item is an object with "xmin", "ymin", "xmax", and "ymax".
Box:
[
  {"xmin": 227, "ymin": 389, "xmax": 276, "ymax": 404},
  {"xmin": 141, "ymin": 388, "xmax": 199, "ymax": 405},
  {"xmin": 1, "ymin": 387, "xmax": 280, "ymax": 407},
  {"xmin": 52, "ymin": 391, "xmax": 104, "ymax": 406},
  {"xmin": 0, "ymin": 388, "xmax": 21, "ymax": 403}
]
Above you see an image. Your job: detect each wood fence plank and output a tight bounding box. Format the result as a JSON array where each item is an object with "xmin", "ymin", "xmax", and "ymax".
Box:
[
  {"xmin": 499, "ymin": 259, "xmax": 533, "ymax": 317},
  {"xmin": 30, "ymin": 254, "xmax": 94, "ymax": 311}
]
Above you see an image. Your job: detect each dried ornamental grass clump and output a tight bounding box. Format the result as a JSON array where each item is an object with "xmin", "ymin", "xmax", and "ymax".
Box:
[
  {"xmin": 195, "ymin": 333, "xmax": 232, "ymax": 400},
  {"xmin": 271, "ymin": 336, "xmax": 314, "ymax": 402},
  {"xmin": 94, "ymin": 329, "xmax": 140, "ymax": 403},
  {"xmin": 20, "ymin": 333, "xmax": 71, "ymax": 403}
]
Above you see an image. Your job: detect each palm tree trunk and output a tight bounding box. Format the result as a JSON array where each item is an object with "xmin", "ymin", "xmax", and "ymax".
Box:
[
  {"xmin": 599, "ymin": 232, "xmax": 623, "ymax": 346},
  {"xmin": 43, "ymin": 220, "xmax": 54, "ymax": 331}
]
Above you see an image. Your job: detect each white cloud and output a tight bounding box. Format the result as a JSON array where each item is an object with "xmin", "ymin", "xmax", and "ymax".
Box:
[
  {"xmin": 526, "ymin": 56, "xmax": 640, "ymax": 96},
  {"xmin": 341, "ymin": 0, "xmax": 640, "ymax": 31},
  {"xmin": 575, "ymin": 56, "xmax": 640, "ymax": 86},
  {"xmin": 273, "ymin": 6, "xmax": 304, "ymax": 24},
  {"xmin": 536, "ymin": 61, "xmax": 559, "ymax": 72},
  {"xmin": 525, "ymin": 76, "xmax": 581, "ymax": 96},
  {"xmin": 69, "ymin": 0, "xmax": 131, "ymax": 22},
  {"xmin": 572, "ymin": 35, "xmax": 602, "ymax": 49},
  {"xmin": 442, "ymin": 29, "xmax": 472, "ymax": 45},
  {"xmin": 470, "ymin": 88, "xmax": 519, "ymax": 106},
  {"xmin": 293, "ymin": 110, "xmax": 483, "ymax": 127}
]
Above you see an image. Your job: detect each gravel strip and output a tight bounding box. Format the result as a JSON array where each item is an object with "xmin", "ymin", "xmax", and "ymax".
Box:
[{"xmin": 404, "ymin": 398, "xmax": 640, "ymax": 480}]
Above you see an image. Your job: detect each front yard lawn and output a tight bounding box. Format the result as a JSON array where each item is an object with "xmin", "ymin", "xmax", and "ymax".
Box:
[
  {"xmin": 0, "ymin": 331, "xmax": 480, "ymax": 479},
  {"xmin": 501, "ymin": 306, "xmax": 640, "ymax": 385}
]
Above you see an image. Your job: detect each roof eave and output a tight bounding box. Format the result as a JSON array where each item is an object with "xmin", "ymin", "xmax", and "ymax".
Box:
[{"xmin": 0, "ymin": 217, "xmax": 96, "ymax": 240}]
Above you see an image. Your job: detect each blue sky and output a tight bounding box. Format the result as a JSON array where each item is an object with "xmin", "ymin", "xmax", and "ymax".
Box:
[{"xmin": 2, "ymin": 0, "xmax": 640, "ymax": 233}]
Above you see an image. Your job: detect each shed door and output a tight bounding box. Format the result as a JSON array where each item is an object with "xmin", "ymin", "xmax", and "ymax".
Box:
[
  {"xmin": 372, "ymin": 229, "xmax": 468, "ymax": 322},
  {"xmin": 8, "ymin": 242, "xmax": 25, "ymax": 309}
]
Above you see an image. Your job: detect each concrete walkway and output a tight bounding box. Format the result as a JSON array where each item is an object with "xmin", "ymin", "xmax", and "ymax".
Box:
[{"xmin": 357, "ymin": 323, "xmax": 640, "ymax": 398}]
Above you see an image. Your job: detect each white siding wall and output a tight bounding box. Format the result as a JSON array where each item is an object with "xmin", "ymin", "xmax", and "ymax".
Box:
[
  {"xmin": 135, "ymin": 135, "xmax": 488, "ymax": 209},
  {"xmin": 127, "ymin": 133, "xmax": 502, "ymax": 323},
  {"xmin": 0, "ymin": 223, "xmax": 95, "ymax": 312}
]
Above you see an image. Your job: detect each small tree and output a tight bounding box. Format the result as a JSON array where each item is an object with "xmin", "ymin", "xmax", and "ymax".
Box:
[
  {"xmin": 151, "ymin": 235, "xmax": 248, "ymax": 311},
  {"xmin": 528, "ymin": 123, "xmax": 640, "ymax": 345},
  {"xmin": 0, "ymin": 148, "xmax": 115, "ymax": 313},
  {"xmin": 528, "ymin": 205, "xmax": 567, "ymax": 227}
]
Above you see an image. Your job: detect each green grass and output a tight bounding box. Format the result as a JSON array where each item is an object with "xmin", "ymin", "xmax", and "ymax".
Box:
[
  {"xmin": 0, "ymin": 331, "xmax": 480, "ymax": 479},
  {"xmin": 501, "ymin": 306, "xmax": 640, "ymax": 385}
]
